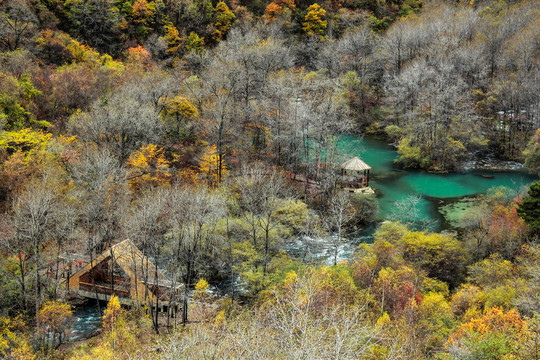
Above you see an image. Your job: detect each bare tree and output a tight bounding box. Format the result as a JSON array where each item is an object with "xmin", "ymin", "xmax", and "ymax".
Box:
[
  {"xmin": 51, "ymin": 200, "xmax": 78, "ymax": 300},
  {"xmin": 0, "ymin": 209, "xmax": 30, "ymax": 311},
  {"xmin": 158, "ymin": 270, "xmax": 407, "ymax": 359},
  {"xmin": 68, "ymin": 90, "xmax": 163, "ymax": 163},
  {"xmin": 67, "ymin": 147, "xmax": 129, "ymax": 312},
  {"xmin": 200, "ymin": 58, "xmax": 242, "ymax": 185},
  {"xmin": 124, "ymin": 188, "xmax": 170, "ymax": 333},
  {"xmin": 236, "ymin": 164, "xmax": 288, "ymax": 274},
  {"xmin": 262, "ymin": 70, "xmax": 305, "ymax": 168},
  {"xmin": 323, "ymin": 191, "xmax": 355, "ymax": 266},
  {"xmin": 168, "ymin": 186, "xmax": 226, "ymax": 324},
  {"xmin": 300, "ymin": 75, "xmax": 353, "ymax": 197},
  {"xmin": 12, "ymin": 181, "xmax": 56, "ymax": 318},
  {"xmin": 390, "ymin": 194, "xmax": 436, "ymax": 231}
]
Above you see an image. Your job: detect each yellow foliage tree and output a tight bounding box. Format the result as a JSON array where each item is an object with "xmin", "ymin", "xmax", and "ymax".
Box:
[
  {"xmin": 194, "ymin": 278, "xmax": 210, "ymax": 301},
  {"xmin": 0, "ymin": 129, "xmax": 54, "ymax": 198},
  {"xmin": 185, "ymin": 32, "xmax": 205, "ymax": 54},
  {"xmin": 127, "ymin": 144, "xmax": 171, "ymax": 193},
  {"xmin": 69, "ymin": 296, "xmax": 152, "ymax": 359},
  {"xmin": 102, "ymin": 296, "xmax": 124, "ymax": 334},
  {"xmin": 199, "ymin": 144, "xmax": 228, "ymax": 186},
  {"xmin": 37, "ymin": 301, "xmax": 73, "ymax": 348},
  {"xmin": 0, "ymin": 316, "xmax": 34, "ymax": 360},
  {"xmin": 302, "ymin": 3, "xmax": 327, "ymax": 37},
  {"xmin": 213, "ymin": 2, "xmax": 236, "ymax": 42},
  {"xmin": 164, "ymin": 23, "xmax": 183, "ymax": 55},
  {"xmin": 162, "ymin": 95, "xmax": 199, "ymax": 140},
  {"xmin": 163, "ymin": 97, "xmax": 199, "ymax": 119}
]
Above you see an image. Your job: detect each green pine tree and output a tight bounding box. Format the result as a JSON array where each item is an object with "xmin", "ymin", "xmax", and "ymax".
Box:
[{"xmin": 517, "ymin": 181, "xmax": 540, "ymax": 235}]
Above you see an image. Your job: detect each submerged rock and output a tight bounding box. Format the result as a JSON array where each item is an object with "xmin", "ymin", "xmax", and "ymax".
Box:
[{"xmin": 439, "ymin": 198, "xmax": 477, "ymax": 228}]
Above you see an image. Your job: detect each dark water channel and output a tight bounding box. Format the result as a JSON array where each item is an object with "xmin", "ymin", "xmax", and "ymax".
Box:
[{"xmin": 70, "ymin": 303, "xmax": 102, "ymax": 341}]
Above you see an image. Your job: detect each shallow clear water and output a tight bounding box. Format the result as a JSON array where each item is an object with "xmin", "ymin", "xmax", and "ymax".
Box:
[
  {"xmin": 70, "ymin": 303, "xmax": 102, "ymax": 341},
  {"xmin": 337, "ymin": 134, "xmax": 538, "ymax": 231}
]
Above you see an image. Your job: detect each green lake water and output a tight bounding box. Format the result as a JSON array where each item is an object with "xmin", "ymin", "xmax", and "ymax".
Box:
[{"xmin": 337, "ymin": 134, "xmax": 538, "ymax": 231}]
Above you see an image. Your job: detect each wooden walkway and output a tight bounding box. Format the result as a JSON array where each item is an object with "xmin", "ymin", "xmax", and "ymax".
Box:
[{"xmin": 288, "ymin": 172, "xmax": 374, "ymax": 194}]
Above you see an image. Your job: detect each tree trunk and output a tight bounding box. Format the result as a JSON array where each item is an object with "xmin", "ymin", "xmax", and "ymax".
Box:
[
  {"xmin": 154, "ymin": 248, "xmax": 160, "ymax": 334},
  {"xmin": 263, "ymin": 220, "xmax": 270, "ymax": 276},
  {"xmin": 18, "ymin": 255, "xmax": 27, "ymax": 311},
  {"xmin": 226, "ymin": 217, "xmax": 235, "ymax": 301},
  {"xmin": 89, "ymin": 249, "xmax": 101, "ymax": 314},
  {"xmin": 35, "ymin": 236, "xmax": 41, "ymax": 318}
]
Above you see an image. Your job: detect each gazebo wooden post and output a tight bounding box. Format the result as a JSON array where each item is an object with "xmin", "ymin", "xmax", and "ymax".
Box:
[{"xmin": 366, "ymin": 169, "xmax": 369, "ymax": 187}]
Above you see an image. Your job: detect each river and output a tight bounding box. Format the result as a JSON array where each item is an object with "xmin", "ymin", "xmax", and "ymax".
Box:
[
  {"xmin": 70, "ymin": 303, "xmax": 102, "ymax": 341},
  {"xmin": 69, "ymin": 135, "xmax": 538, "ymax": 338}
]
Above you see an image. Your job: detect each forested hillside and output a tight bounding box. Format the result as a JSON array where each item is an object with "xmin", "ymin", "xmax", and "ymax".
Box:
[{"xmin": 1, "ymin": 0, "xmax": 540, "ymax": 358}]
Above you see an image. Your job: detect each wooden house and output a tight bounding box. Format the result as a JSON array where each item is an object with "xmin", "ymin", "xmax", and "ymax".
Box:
[
  {"xmin": 68, "ymin": 239, "xmax": 181, "ymax": 309},
  {"xmin": 340, "ymin": 156, "xmax": 375, "ymax": 194}
]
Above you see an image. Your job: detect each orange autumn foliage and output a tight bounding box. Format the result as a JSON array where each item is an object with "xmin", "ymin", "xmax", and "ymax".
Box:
[
  {"xmin": 487, "ymin": 204, "xmax": 527, "ymax": 239},
  {"xmin": 126, "ymin": 45, "xmax": 154, "ymax": 69},
  {"xmin": 132, "ymin": 0, "xmax": 153, "ymax": 25},
  {"xmin": 448, "ymin": 306, "xmax": 527, "ymax": 346},
  {"xmin": 265, "ymin": 2, "xmax": 283, "ymax": 21},
  {"xmin": 265, "ymin": 0, "xmax": 295, "ymax": 22},
  {"xmin": 275, "ymin": 0, "xmax": 296, "ymax": 9}
]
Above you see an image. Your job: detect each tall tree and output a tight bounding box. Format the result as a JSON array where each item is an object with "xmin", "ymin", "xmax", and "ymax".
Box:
[
  {"xmin": 69, "ymin": 90, "xmax": 163, "ymax": 163},
  {"xmin": 517, "ymin": 181, "xmax": 540, "ymax": 237},
  {"xmin": 0, "ymin": 0, "xmax": 37, "ymax": 51},
  {"xmin": 324, "ymin": 191, "xmax": 355, "ymax": 266},
  {"xmin": 63, "ymin": 0, "xmax": 122, "ymax": 55},
  {"xmin": 67, "ymin": 147, "xmax": 128, "ymax": 312},
  {"xmin": 168, "ymin": 186, "xmax": 225, "ymax": 324},
  {"xmin": 236, "ymin": 164, "xmax": 288, "ymax": 274},
  {"xmin": 12, "ymin": 181, "xmax": 56, "ymax": 318},
  {"xmin": 124, "ymin": 187, "xmax": 170, "ymax": 332}
]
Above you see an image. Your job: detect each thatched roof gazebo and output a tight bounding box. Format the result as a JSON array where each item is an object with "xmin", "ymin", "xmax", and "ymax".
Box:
[
  {"xmin": 340, "ymin": 156, "xmax": 372, "ymax": 191},
  {"xmin": 341, "ymin": 157, "xmax": 372, "ymax": 172}
]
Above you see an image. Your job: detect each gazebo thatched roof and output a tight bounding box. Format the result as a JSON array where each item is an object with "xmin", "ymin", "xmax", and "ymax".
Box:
[{"xmin": 341, "ymin": 156, "xmax": 371, "ymax": 171}]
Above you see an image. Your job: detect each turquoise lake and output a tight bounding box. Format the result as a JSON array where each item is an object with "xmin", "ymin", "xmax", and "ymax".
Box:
[{"xmin": 337, "ymin": 134, "xmax": 539, "ymax": 231}]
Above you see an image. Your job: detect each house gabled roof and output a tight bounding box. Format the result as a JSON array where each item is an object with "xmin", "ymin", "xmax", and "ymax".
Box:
[
  {"xmin": 71, "ymin": 239, "xmax": 168, "ymax": 283},
  {"xmin": 341, "ymin": 156, "xmax": 371, "ymax": 171}
]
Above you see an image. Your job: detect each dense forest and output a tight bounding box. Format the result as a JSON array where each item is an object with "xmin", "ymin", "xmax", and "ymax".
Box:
[{"xmin": 1, "ymin": 0, "xmax": 540, "ymax": 358}]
